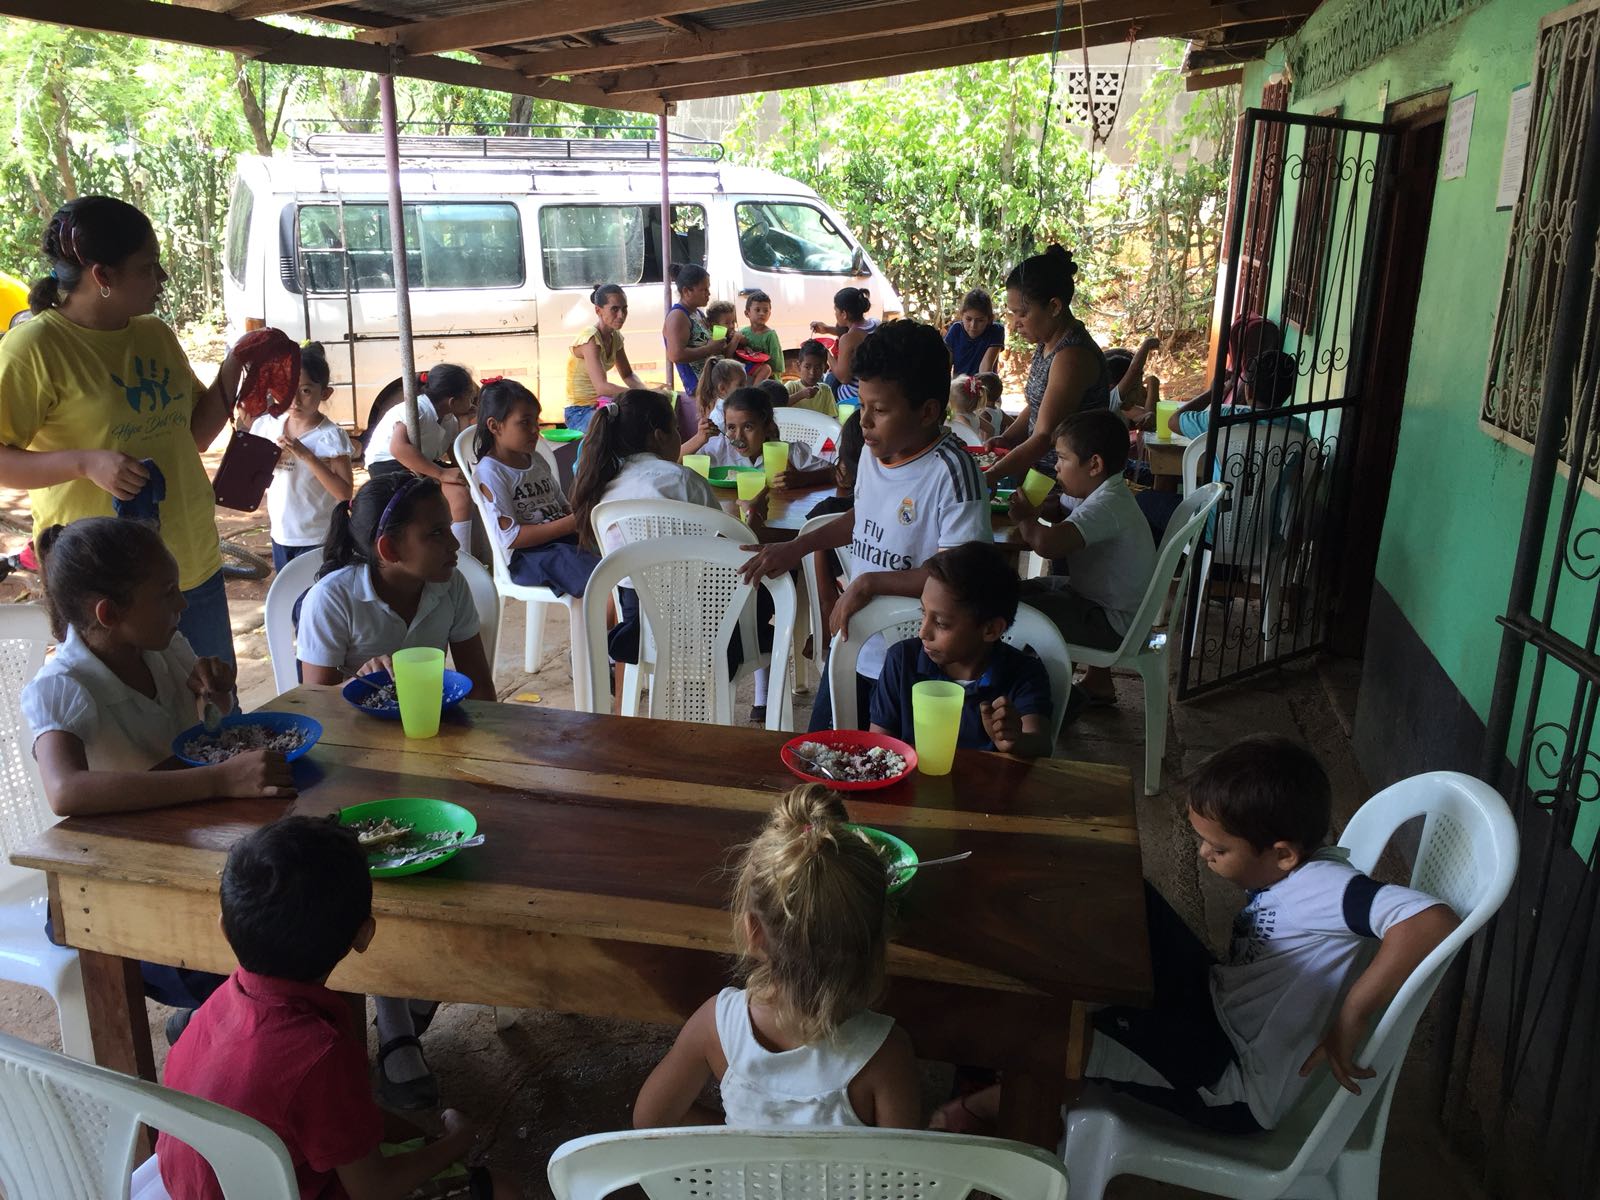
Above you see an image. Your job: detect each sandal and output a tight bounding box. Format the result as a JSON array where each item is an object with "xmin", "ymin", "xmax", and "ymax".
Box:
[{"xmin": 377, "ymin": 1035, "xmax": 440, "ymax": 1111}]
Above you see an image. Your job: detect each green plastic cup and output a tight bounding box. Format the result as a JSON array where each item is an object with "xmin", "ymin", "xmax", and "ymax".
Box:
[
  {"xmin": 1021, "ymin": 467, "xmax": 1056, "ymax": 508},
  {"xmin": 837, "ymin": 404, "xmax": 858, "ymax": 424},
  {"xmin": 1155, "ymin": 400, "xmax": 1181, "ymax": 441},
  {"xmin": 763, "ymin": 441, "xmax": 789, "ymax": 487},
  {"xmin": 392, "ymin": 647, "xmax": 445, "ymax": 739},
  {"xmin": 711, "ymin": 324, "xmax": 728, "ymax": 341},
  {"xmin": 683, "ymin": 453, "xmax": 711, "ymax": 478},
  {"xmin": 911, "ymin": 680, "xmax": 965, "ymax": 776},
  {"xmin": 735, "ymin": 468, "xmax": 766, "ymax": 502}
]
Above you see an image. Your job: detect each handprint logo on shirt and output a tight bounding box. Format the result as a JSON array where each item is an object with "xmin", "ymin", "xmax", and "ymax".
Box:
[{"xmin": 110, "ymin": 357, "xmax": 175, "ymax": 413}]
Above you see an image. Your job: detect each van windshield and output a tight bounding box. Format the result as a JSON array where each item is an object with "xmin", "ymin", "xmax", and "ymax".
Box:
[{"xmin": 735, "ymin": 202, "xmax": 855, "ymax": 274}]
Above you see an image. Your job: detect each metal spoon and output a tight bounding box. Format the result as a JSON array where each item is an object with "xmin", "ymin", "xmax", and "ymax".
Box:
[
  {"xmin": 891, "ymin": 850, "xmax": 972, "ymax": 882},
  {"xmin": 792, "ymin": 753, "xmax": 840, "ymax": 781},
  {"xmin": 372, "ymin": 834, "xmax": 486, "ymax": 870},
  {"xmin": 202, "ymin": 699, "xmax": 225, "ymax": 734}
]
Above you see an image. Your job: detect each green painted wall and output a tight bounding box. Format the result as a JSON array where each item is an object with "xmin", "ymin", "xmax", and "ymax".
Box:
[{"xmin": 1241, "ymin": 0, "xmax": 1600, "ymax": 848}]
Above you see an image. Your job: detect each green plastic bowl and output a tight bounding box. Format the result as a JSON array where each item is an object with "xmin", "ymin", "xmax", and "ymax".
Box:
[
  {"xmin": 338, "ymin": 797, "xmax": 478, "ymax": 879},
  {"xmin": 846, "ymin": 824, "xmax": 919, "ymax": 894},
  {"xmin": 991, "ymin": 487, "xmax": 1016, "ymax": 512},
  {"xmin": 708, "ymin": 464, "xmax": 762, "ymax": 488},
  {"xmin": 543, "ymin": 427, "xmax": 585, "ymax": 443}
]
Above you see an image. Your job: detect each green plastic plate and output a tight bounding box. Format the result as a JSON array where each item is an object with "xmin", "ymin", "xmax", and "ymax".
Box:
[
  {"xmin": 846, "ymin": 823, "xmax": 919, "ymax": 894},
  {"xmin": 543, "ymin": 427, "xmax": 584, "ymax": 443},
  {"xmin": 339, "ymin": 796, "xmax": 478, "ymax": 879},
  {"xmin": 708, "ymin": 464, "xmax": 762, "ymax": 488},
  {"xmin": 991, "ymin": 488, "xmax": 1016, "ymax": 512}
]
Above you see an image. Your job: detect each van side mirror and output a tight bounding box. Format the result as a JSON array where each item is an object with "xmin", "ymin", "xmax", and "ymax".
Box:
[{"xmin": 851, "ymin": 247, "xmax": 869, "ymax": 277}]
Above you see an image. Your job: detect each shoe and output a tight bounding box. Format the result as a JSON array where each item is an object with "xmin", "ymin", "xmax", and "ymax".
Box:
[
  {"xmin": 377, "ymin": 1035, "xmax": 440, "ymax": 1111},
  {"xmin": 164, "ymin": 1008, "xmax": 193, "ymax": 1046},
  {"xmin": 750, "ymin": 705, "xmax": 767, "ymax": 724}
]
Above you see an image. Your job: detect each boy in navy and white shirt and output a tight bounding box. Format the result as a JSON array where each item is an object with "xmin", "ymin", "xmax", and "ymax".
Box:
[
  {"xmin": 741, "ymin": 320, "xmax": 991, "ymax": 729},
  {"xmin": 941, "ymin": 735, "xmax": 1460, "ymax": 1135}
]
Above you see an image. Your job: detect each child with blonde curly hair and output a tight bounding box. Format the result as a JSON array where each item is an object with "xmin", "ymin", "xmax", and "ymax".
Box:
[{"xmin": 633, "ymin": 785, "xmax": 920, "ymax": 1128}]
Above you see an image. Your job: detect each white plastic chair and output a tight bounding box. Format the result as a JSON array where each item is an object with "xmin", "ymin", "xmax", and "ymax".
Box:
[
  {"xmin": 772, "ymin": 407, "xmax": 841, "ymax": 459},
  {"xmin": 1063, "ymin": 771, "xmax": 1519, "ymax": 1200},
  {"xmin": 0, "ymin": 605, "xmax": 89, "ymax": 1062},
  {"xmin": 454, "ymin": 553, "xmax": 502, "ymax": 682},
  {"xmin": 794, "ymin": 512, "xmax": 854, "ymax": 694},
  {"xmin": 549, "ymin": 1126, "xmax": 1068, "ymax": 1200},
  {"xmin": 262, "ymin": 552, "xmax": 323, "ymax": 696},
  {"xmin": 0, "ymin": 1030, "xmax": 296, "ymax": 1200},
  {"xmin": 1069, "ymin": 481, "xmax": 1226, "ymax": 795},
  {"xmin": 589, "ymin": 498, "xmax": 772, "ymax": 722},
  {"xmin": 826, "ymin": 595, "xmax": 1075, "ymax": 746},
  {"xmin": 454, "ymin": 427, "xmax": 580, "ymax": 698},
  {"xmin": 581, "ymin": 535, "xmax": 795, "ymax": 729}
]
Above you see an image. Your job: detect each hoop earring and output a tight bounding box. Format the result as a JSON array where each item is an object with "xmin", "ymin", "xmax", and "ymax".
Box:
[{"xmin": 98, "ymin": 286, "xmax": 111, "ymax": 299}]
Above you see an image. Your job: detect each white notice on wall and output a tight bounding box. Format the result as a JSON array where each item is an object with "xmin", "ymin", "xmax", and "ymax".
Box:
[
  {"xmin": 1497, "ymin": 84, "xmax": 1534, "ymax": 209},
  {"xmin": 1443, "ymin": 90, "xmax": 1477, "ymax": 180}
]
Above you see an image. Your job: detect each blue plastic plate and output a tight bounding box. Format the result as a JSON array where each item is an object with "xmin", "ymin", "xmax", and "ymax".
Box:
[
  {"xmin": 342, "ymin": 668, "xmax": 473, "ymax": 721},
  {"xmin": 172, "ymin": 712, "xmax": 322, "ymax": 766}
]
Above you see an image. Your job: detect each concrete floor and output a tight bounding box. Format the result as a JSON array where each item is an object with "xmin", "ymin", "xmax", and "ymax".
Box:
[{"xmin": 0, "ymin": 503, "xmax": 1488, "ymax": 1199}]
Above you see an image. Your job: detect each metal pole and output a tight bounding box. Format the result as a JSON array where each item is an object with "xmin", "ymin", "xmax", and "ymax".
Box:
[
  {"xmin": 659, "ymin": 104, "xmax": 673, "ymax": 390},
  {"xmin": 380, "ymin": 71, "xmax": 421, "ymax": 448}
]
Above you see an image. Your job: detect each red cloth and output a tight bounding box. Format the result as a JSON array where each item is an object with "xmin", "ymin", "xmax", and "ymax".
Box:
[
  {"xmin": 157, "ymin": 969, "xmax": 383, "ymax": 1200},
  {"xmin": 233, "ymin": 329, "xmax": 302, "ymax": 422}
]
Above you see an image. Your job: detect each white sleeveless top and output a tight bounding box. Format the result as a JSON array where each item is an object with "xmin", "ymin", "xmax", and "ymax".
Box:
[{"xmin": 715, "ymin": 987, "xmax": 894, "ymax": 1128}]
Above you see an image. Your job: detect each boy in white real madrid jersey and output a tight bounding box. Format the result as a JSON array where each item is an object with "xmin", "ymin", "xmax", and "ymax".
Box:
[{"xmin": 741, "ymin": 320, "xmax": 991, "ymax": 729}]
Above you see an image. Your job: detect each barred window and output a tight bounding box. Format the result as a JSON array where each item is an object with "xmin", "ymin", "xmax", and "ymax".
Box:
[{"xmin": 1481, "ymin": 2, "xmax": 1600, "ymax": 476}]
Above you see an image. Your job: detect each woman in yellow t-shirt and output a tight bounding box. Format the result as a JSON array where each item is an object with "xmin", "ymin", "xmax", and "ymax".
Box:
[
  {"xmin": 0, "ymin": 196, "xmax": 243, "ymax": 665},
  {"xmin": 565, "ymin": 283, "xmax": 647, "ymax": 433}
]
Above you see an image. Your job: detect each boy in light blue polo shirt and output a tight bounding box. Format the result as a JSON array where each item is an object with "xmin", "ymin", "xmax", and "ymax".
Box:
[{"xmin": 869, "ymin": 541, "xmax": 1053, "ymax": 757}]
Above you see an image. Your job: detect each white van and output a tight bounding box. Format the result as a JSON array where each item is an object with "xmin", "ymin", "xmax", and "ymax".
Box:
[{"xmin": 221, "ymin": 130, "xmax": 902, "ymax": 430}]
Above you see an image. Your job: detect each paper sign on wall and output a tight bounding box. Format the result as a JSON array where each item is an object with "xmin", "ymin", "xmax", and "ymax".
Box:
[
  {"xmin": 1443, "ymin": 90, "xmax": 1477, "ymax": 180},
  {"xmin": 1497, "ymin": 84, "xmax": 1534, "ymax": 209}
]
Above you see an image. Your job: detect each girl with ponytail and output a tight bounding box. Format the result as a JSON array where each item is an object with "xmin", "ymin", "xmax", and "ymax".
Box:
[
  {"xmin": 0, "ymin": 196, "xmax": 247, "ymax": 665},
  {"xmin": 567, "ymin": 282, "xmax": 648, "ymax": 433},
  {"xmin": 634, "ymin": 785, "xmax": 919, "ymax": 1128}
]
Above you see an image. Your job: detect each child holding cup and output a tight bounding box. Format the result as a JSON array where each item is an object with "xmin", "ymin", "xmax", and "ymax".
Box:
[
  {"xmin": 682, "ymin": 387, "xmax": 833, "ymax": 491},
  {"xmin": 1009, "ymin": 410, "xmax": 1156, "ymax": 712}
]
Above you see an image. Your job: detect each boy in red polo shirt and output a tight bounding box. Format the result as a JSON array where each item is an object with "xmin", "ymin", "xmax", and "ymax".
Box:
[{"xmin": 157, "ymin": 816, "xmax": 505, "ymax": 1199}]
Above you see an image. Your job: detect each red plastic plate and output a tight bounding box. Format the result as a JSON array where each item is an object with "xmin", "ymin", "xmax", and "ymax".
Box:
[{"xmin": 781, "ymin": 730, "xmax": 918, "ymax": 791}]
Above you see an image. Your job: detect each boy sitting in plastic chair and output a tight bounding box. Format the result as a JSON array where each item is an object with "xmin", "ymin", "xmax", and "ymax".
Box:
[
  {"xmin": 157, "ymin": 816, "xmax": 512, "ymax": 1199},
  {"xmin": 935, "ymin": 735, "xmax": 1459, "ymax": 1136}
]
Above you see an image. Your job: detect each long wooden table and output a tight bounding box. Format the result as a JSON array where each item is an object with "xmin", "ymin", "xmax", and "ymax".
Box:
[{"xmin": 15, "ymin": 688, "xmax": 1150, "ymax": 1147}]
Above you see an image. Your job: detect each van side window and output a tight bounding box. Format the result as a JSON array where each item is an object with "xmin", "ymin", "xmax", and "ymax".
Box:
[
  {"xmin": 296, "ymin": 202, "xmax": 523, "ymax": 292},
  {"xmin": 539, "ymin": 204, "xmax": 706, "ymax": 289},
  {"xmin": 735, "ymin": 202, "xmax": 854, "ymax": 274},
  {"xmin": 225, "ymin": 178, "xmax": 253, "ymax": 287}
]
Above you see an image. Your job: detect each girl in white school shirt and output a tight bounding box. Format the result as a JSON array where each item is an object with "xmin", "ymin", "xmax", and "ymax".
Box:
[{"xmin": 294, "ymin": 470, "xmax": 492, "ymax": 1110}]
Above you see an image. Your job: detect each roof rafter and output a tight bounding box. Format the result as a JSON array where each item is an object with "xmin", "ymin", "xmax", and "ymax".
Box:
[
  {"xmin": 592, "ymin": 0, "xmax": 1255, "ymax": 95},
  {"xmin": 223, "ymin": 0, "xmax": 349, "ymax": 18},
  {"xmin": 611, "ymin": 9, "xmax": 1226, "ymax": 106},
  {"xmin": 0, "ymin": 0, "xmax": 641, "ymax": 110},
  {"xmin": 360, "ymin": 0, "xmax": 753, "ymax": 57}
]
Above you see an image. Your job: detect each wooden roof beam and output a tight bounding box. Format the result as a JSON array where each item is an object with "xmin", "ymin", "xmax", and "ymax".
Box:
[
  {"xmin": 362, "ymin": 0, "xmax": 751, "ymax": 57},
  {"xmin": 593, "ymin": 1, "xmax": 1239, "ymax": 95},
  {"xmin": 614, "ymin": 10, "xmax": 1219, "ymax": 106},
  {"xmin": 223, "ymin": 0, "xmax": 348, "ymax": 17},
  {"xmin": 0, "ymin": 0, "xmax": 642, "ymax": 111},
  {"xmin": 517, "ymin": 0, "xmax": 1314, "ymax": 79},
  {"xmin": 1185, "ymin": 67, "xmax": 1244, "ymax": 91}
]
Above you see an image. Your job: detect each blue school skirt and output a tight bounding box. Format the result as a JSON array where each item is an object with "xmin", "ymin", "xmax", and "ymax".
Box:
[{"xmin": 507, "ymin": 535, "xmax": 601, "ymax": 598}]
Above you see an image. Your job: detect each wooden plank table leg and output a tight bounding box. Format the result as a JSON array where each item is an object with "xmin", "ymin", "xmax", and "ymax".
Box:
[
  {"xmin": 80, "ymin": 949, "xmax": 156, "ymax": 1081},
  {"xmin": 1065, "ymin": 1001, "xmax": 1092, "ymax": 1081},
  {"xmin": 997, "ymin": 1064, "xmax": 1066, "ymax": 1151}
]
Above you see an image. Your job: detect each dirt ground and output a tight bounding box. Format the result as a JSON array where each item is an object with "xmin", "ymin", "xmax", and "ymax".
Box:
[{"xmin": 0, "ymin": 425, "xmax": 1483, "ymax": 1198}]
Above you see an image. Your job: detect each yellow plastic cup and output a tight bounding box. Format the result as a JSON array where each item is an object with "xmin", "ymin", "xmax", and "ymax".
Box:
[
  {"xmin": 763, "ymin": 441, "xmax": 789, "ymax": 487},
  {"xmin": 711, "ymin": 324, "xmax": 728, "ymax": 341},
  {"xmin": 1021, "ymin": 468, "xmax": 1056, "ymax": 508},
  {"xmin": 836, "ymin": 404, "xmax": 858, "ymax": 424},
  {"xmin": 912, "ymin": 680, "xmax": 965, "ymax": 776},
  {"xmin": 1155, "ymin": 400, "xmax": 1182, "ymax": 441},
  {"xmin": 392, "ymin": 647, "xmax": 445, "ymax": 739},
  {"xmin": 683, "ymin": 453, "xmax": 711, "ymax": 478},
  {"xmin": 735, "ymin": 468, "xmax": 766, "ymax": 502}
]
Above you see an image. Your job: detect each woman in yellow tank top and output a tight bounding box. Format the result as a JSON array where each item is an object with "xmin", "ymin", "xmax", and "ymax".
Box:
[
  {"xmin": 566, "ymin": 283, "xmax": 647, "ymax": 433},
  {"xmin": 0, "ymin": 197, "xmax": 244, "ymax": 665}
]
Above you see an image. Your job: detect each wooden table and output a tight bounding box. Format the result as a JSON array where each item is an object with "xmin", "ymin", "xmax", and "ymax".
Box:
[
  {"xmin": 16, "ymin": 688, "xmax": 1150, "ymax": 1148},
  {"xmin": 722, "ymin": 486, "xmax": 1029, "ymax": 557},
  {"xmin": 1144, "ymin": 433, "xmax": 1193, "ymax": 493}
]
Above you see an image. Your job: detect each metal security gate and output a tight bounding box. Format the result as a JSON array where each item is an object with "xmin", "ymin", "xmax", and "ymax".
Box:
[{"xmin": 1178, "ymin": 109, "xmax": 1398, "ymax": 698}]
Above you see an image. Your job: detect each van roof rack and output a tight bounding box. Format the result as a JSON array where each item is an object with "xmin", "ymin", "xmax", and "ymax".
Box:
[{"xmin": 286, "ymin": 121, "xmax": 725, "ymax": 164}]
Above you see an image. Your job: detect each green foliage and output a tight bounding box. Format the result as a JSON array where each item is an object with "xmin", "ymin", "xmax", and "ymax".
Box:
[{"xmin": 724, "ymin": 43, "xmax": 1235, "ymax": 352}]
